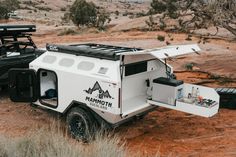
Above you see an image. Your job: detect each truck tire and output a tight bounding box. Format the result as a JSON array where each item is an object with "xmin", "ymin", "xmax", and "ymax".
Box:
[{"xmin": 66, "ymin": 107, "xmax": 95, "ymax": 142}]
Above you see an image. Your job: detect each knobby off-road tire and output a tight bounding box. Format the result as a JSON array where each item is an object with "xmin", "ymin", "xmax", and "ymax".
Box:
[{"xmin": 66, "ymin": 107, "xmax": 96, "ymax": 142}]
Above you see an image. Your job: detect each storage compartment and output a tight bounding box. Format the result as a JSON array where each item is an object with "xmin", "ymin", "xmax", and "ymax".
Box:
[
  {"xmin": 148, "ymin": 83, "xmax": 220, "ymax": 117},
  {"xmin": 152, "ymin": 77, "xmax": 184, "ymax": 105}
]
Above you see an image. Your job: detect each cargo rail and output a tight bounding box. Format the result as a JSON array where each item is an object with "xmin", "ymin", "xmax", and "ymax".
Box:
[{"xmin": 0, "ymin": 25, "xmax": 36, "ymax": 36}]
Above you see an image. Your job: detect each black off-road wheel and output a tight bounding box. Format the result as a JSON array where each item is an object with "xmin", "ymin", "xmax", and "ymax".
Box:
[{"xmin": 66, "ymin": 107, "xmax": 95, "ymax": 142}]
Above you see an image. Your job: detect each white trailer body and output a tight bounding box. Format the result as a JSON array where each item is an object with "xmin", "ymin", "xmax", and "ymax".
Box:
[{"xmin": 8, "ymin": 43, "xmax": 219, "ymax": 129}]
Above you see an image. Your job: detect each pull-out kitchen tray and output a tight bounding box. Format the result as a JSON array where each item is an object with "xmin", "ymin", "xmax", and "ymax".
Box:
[{"xmin": 148, "ymin": 83, "xmax": 220, "ymax": 118}]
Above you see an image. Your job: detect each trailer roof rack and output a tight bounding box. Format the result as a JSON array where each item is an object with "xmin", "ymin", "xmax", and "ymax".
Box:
[
  {"xmin": 0, "ymin": 25, "xmax": 36, "ymax": 36},
  {"xmin": 46, "ymin": 43, "xmax": 142, "ymax": 60}
]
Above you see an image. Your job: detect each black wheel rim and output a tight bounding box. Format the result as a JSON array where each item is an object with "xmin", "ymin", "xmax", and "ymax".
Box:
[{"xmin": 70, "ymin": 115, "xmax": 87, "ymax": 140}]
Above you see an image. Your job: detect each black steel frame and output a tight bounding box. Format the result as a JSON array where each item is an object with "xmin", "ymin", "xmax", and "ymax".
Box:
[{"xmin": 0, "ymin": 25, "xmax": 37, "ymax": 51}]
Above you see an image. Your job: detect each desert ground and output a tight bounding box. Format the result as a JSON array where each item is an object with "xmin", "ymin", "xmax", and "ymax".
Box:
[{"xmin": 1, "ymin": 0, "xmax": 236, "ymax": 156}]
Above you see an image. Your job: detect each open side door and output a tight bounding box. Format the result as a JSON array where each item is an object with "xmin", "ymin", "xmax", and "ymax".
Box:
[{"xmin": 9, "ymin": 69, "xmax": 38, "ymax": 102}]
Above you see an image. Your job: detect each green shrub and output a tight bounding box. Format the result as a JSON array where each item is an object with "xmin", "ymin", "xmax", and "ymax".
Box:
[
  {"xmin": 67, "ymin": 0, "xmax": 111, "ymax": 30},
  {"xmin": 150, "ymin": 0, "xmax": 167, "ymax": 14},
  {"xmin": 150, "ymin": 0, "xmax": 178, "ymax": 19},
  {"xmin": 157, "ymin": 35, "xmax": 165, "ymax": 41},
  {"xmin": 69, "ymin": 0, "xmax": 97, "ymax": 26},
  {"xmin": 0, "ymin": 0, "xmax": 20, "ymax": 19},
  {"xmin": 185, "ymin": 63, "xmax": 194, "ymax": 71}
]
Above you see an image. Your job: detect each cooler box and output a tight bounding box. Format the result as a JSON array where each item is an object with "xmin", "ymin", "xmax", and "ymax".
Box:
[{"xmin": 152, "ymin": 77, "xmax": 184, "ymax": 105}]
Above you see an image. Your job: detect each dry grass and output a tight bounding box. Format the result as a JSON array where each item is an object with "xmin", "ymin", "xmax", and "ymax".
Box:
[
  {"xmin": 58, "ymin": 28, "xmax": 78, "ymax": 36},
  {"xmin": 0, "ymin": 122, "xmax": 127, "ymax": 157},
  {"xmin": 0, "ymin": 122, "xmax": 160, "ymax": 157}
]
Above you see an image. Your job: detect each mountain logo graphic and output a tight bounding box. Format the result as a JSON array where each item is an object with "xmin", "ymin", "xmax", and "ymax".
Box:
[{"xmin": 84, "ymin": 81, "xmax": 113, "ymax": 99}]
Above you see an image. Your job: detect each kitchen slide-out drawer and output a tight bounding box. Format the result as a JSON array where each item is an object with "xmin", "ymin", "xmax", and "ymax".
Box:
[{"xmin": 148, "ymin": 83, "xmax": 220, "ymax": 117}]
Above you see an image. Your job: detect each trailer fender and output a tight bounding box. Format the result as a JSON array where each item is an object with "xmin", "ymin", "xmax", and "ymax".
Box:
[{"xmin": 63, "ymin": 100, "xmax": 112, "ymax": 129}]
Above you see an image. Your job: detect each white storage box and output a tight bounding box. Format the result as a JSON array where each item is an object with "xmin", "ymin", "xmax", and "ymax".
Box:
[{"xmin": 152, "ymin": 77, "xmax": 184, "ymax": 105}]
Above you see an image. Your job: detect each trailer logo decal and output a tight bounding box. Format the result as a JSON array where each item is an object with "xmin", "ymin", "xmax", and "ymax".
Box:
[
  {"xmin": 84, "ymin": 81, "xmax": 113, "ymax": 109},
  {"xmin": 84, "ymin": 81, "xmax": 113, "ymax": 99}
]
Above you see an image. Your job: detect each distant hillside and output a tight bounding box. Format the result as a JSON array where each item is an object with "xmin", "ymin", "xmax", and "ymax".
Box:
[{"xmin": 14, "ymin": 0, "xmax": 150, "ymax": 25}]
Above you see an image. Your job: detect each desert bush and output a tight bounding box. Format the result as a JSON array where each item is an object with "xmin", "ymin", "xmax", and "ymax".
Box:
[
  {"xmin": 67, "ymin": 0, "xmax": 111, "ymax": 30},
  {"xmin": 0, "ymin": 0, "xmax": 20, "ymax": 19},
  {"xmin": 149, "ymin": 0, "xmax": 236, "ymax": 37},
  {"xmin": 185, "ymin": 63, "xmax": 194, "ymax": 71},
  {"xmin": 150, "ymin": 0, "xmax": 167, "ymax": 14},
  {"xmin": 157, "ymin": 35, "xmax": 165, "ymax": 41},
  {"xmin": 150, "ymin": 0, "xmax": 178, "ymax": 19},
  {"xmin": 69, "ymin": 0, "xmax": 97, "ymax": 26}
]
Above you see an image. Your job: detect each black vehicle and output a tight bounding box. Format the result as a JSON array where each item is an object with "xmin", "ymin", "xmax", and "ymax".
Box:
[{"xmin": 0, "ymin": 25, "xmax": 45, "ymax": 87}]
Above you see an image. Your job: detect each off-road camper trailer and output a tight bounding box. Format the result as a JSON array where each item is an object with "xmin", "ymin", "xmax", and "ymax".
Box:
[{"xmin": 8, "ymin": 43, "xmax": 220, "ymax": 141}]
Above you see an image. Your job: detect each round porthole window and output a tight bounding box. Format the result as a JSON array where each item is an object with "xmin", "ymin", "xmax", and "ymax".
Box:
[
  {"xmin": 42, "ymin": 55, "xmax": 57, "ymax": 64},
  {"xmin": 78, "ymin": 61, "xmax": 95, "ymax": 71},
  {"xmin": 59, "ymin": 58, "xmax": 75, "ymax": 67}
]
